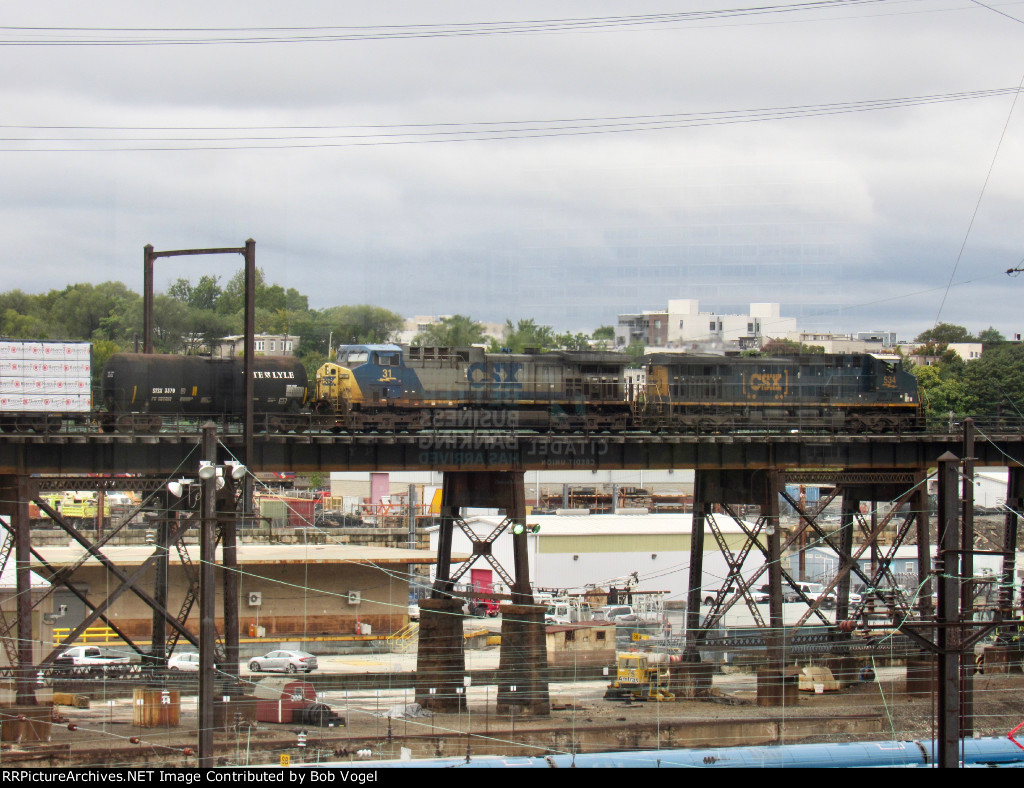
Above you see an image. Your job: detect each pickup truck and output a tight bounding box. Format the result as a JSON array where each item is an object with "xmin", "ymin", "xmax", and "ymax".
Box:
[{"xmin": 52, "ymin": 646, "xmax": 131, "ymax": 676}]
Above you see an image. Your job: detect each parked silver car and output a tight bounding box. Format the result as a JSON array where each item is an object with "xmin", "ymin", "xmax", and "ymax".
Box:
[
  {"xmin": 248, "ymin": 650, "xmax": 318, "ymax": 674},
  {"xmin": 167, "ymin": 652, "xmax": 200, "ymax": 672}
]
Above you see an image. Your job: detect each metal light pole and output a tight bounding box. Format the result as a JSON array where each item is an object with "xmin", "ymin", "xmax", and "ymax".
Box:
[{"xmin": 198, "ymin": 423, "xmax": 218, "ymax": 767}]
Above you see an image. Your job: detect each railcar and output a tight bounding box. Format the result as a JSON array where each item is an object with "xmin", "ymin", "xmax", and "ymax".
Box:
[
  {"xmin": 640, "ymin": 352, "xmax": 921, "ymax": 432},
  {"xmin": 100, "ymin": 353, "xmax": 308, "ymax": 432},
  {"xmin": 313, "ymin": 344, "xmax": 631, "ymax": 432}
]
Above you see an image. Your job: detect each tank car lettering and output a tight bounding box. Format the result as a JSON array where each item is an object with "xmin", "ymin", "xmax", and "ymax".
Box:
[{"xmin": 252, "ymin": 371, "xmax": 296, "ymax": 379}]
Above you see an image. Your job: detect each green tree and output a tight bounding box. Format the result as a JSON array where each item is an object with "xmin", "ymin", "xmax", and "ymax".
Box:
[
  {"xmin": 624, "ymin": 340, "xmax": 646, "ymax": 364},
  {"xmin": 593, "ymin": 325, "xmax": 615, "ymax": 341},
  {"xmin": 168, "ymin": 275, "xmax": 223, "ymax": 311},
  {"xmin": 917, "ymin": 321, "xmax": 970, "ymax": 345},
  {"xmin": 960, "ymin": 343, "xmax": 1024, "ymax": 421},
  {"xmin": 977, "ymin": 326, "xmax": 1005, "ymax": 344},
  {"xmin": 48, "ymin": 282, "xmax": 141, "ymax": 340},
  {"xmin": 490, "ymin": 319, "xmax": 557, "ymax": 353},
  {"xmin": 912, "ymin": 364, "xmax": 975, "ymax": 426},
  {"xmin": 323, "ymin": 305, "xmax": 405, "ymax": 347},
  {"xmin": 414, "ymin": 314, "xmax": 487, "ymax": 347},
  {"xmin": 555, "ymin": 332, "xmax": 593, "ymax": 351}
]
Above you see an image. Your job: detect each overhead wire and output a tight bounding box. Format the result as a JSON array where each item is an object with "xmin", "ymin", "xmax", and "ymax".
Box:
[
  {"xmin": 0, "ymin": 2, "xmax": 914, "ymax": 46},
  {"xmin": 2, "ymin": 87, "xmax": 1021, "ymax": 152}
]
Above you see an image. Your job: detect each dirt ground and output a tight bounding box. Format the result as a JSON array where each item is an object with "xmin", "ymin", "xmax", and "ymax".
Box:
[{"xmin": 5, "ymin": 664, "xmax": 1022, "ymax": 768}]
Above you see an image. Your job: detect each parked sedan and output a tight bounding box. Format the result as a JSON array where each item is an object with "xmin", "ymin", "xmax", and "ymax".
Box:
[
  {"xmin": 248, "ymin": 650, "xmax": 318, "ymax": 674},
  {"xmin": 167, "ymin": 652, "xmax": 200, "ymax": 672}
]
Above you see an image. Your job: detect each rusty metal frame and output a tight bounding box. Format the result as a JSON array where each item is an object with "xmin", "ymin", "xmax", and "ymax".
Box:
[
  {"xmin": 34, "ymin": 499, "xmax": 200, "ymax": 663},
  {"xmin": 448, "ymin": 516, "xmax": 517, "ymax": 591}
]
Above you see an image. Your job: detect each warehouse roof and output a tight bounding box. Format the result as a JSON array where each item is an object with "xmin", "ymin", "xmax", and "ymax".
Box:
[
  {"xmin": 31, "ymin": 542, "xmax": 460, "ymax": 569},
  {"xmin": 453, "ymin": 512, "xmax": 752, "ymax": 537}
]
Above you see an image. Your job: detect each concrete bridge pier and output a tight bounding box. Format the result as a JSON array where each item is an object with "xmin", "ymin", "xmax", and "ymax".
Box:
[
  {"xmin": 413, "ymin": 598, "xmax": 467, "ymax": 712},
  {"xmin": 415, "ymin": 470, "xmax": 550, "ymax": 715}
]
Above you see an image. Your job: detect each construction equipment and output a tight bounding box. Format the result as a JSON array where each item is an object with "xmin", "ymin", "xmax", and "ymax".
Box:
[{"xmin": 603, "ymin": 653, "xmax": 675, "ymax": 702}]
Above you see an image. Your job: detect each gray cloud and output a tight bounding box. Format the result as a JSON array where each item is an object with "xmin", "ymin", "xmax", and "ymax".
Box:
[{"xmin": 1, "ymin": 1, "xmax": 1023, "ymax": 340}]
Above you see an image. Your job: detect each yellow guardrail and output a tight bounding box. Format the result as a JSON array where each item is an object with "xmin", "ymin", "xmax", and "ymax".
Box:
[
  {"xmin": 52, "ymin": 626, "xmax": 117, "ymax": 645},
  {"xmin": 386, "ymin": 622, "xmax": 419, "ymax": 653}
]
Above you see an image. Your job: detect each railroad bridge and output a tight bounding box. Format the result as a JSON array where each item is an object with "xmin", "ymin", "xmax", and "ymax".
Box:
[{"xmin": 0, "ymin": 423, "xmax": 1021, "ymax": 735}]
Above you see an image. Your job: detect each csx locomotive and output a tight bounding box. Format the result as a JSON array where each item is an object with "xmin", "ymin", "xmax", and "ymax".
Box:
[
  {"xmin": 97, "ymin": 345, "xmax": 922, "ymax": 434},
  {"xmin": 310, "ymin": 344, "xmax": 921, "ymax": 433}
]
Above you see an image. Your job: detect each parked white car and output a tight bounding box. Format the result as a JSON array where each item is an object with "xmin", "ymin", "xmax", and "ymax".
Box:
[
  {"xmin": 167, "ymin": 652, "xmax": 200, "ymax": 672},
  {"xmin": 248, "ymin": 650, "xmax": 318, "ymax": 674}
]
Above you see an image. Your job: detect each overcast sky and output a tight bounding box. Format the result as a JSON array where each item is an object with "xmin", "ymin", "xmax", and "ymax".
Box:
[{"xmin": 3, "ymin": 1, "xmax": 1024, "ymax": 341}]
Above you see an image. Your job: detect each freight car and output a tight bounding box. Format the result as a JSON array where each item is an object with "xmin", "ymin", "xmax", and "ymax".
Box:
[
  {"xmin": 639, "ymin": 352, "xmax": 921, "ymax": 433},
  {"xmin": 313, "ymin": 344, "xmax": 631, "ymax": 432},
  {"xmin": 0, "ymin": 340, "xmax": 92, "ymax": 433},
  {"xmin": 100, "ymin": 353, "xmax": 308, "ymax": 432}
]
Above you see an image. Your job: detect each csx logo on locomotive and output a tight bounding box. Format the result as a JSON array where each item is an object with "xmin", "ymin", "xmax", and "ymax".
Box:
[
  {"xmin": 467, "ymin": 361, "xmax": 523, "ymax": 389},
  {"xmin": 745, "ymin": 371, "xmax": 789, "ymax": 399}
]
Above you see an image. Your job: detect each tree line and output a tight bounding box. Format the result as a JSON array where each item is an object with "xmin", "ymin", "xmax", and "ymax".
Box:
[
  {"xmin": 0, "ymin": 273, "xmax": 615, "ymax": 381},
  {"xmin": 906, "ymin": 323, "xmax": 1024, "ymax": 427}
]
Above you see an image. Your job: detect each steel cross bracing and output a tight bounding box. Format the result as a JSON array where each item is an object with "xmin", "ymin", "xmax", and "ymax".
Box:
[
  {"xmin": 782, "ymin": 486, "xmax": 921, "ymax": 629},
  {"xmin": 0, "ymin": 519, "xmax": 143, "ymax": 656},
  {"xmin": 0, "ymin": 474, "xmax": 173, "ymax": 660},
  {"xmin": 448, "ymin": 516, "xmax": 517, "ymax": 591},
  {"xmin": 698, "ymin": 504, "xmax": 834, "ymax": 636},
  {"xmin": 722, "ymin": 502, "xmax": 835, "ymax": 625},
  {"xmin": 696, "ymin": 506, "xmax": 846, "ymax": 640},
  {"xmin": 35, "ymin": 504, "xmax": 200, "ymax": 665},
  {"xmin": 0, "ymin": 531, "xmax": 20, "ymax": 666},
  {"xmin": 701, "ymin": 510, "xmax": 767, "ymax": 631}
]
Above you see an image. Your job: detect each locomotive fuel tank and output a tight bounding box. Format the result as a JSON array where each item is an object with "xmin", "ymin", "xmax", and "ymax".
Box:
[{"xmin": 102, "ymin": 353, "xmax": 308, "ymax": 415}]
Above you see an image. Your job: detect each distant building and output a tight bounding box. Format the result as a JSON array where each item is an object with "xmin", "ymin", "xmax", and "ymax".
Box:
[
  {"xmin": 784, "ymin": 332, "xmax": 889, "ymax": 354},
  {"xmin": 615, "ymin": 299, "xmax": 797, "ymax": 351},
  {"xmin": 216, "ymin": 334, "xmax": 300, "ymax": 357},
  {"xmin": 947, "ymin": 343, "xmax": 983, "ymax": 362},
  {"xmin": 905, "ymin": 341, "xmax": 983, "ymax": 367}
]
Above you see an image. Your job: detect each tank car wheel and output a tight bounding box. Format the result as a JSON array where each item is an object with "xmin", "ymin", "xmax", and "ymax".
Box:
[
  {"xmin": 145, "ymin": 415, "xmax": 162, "ymax": 433},
  {"xmin": 14, "ymin": 418, "xmax": 35, "ymax": 434},
  {"xmin": 115, "ymin": 415, "xmax": 134, "ymax": 433},
  {"xmin": 267, "ymin": 416, "xmax": 282, "ymax": 433}
]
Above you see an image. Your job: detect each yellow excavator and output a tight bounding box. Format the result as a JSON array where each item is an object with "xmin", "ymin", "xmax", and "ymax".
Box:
[{"xmin": 603, "ymin": 653, "xmax": 676, "ymax": 702}]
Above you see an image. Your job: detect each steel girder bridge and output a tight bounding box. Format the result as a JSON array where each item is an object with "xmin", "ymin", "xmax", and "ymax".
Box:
[{"xmin": 0, "ymin": 423, "xmax": 1021, "ymax": 759}]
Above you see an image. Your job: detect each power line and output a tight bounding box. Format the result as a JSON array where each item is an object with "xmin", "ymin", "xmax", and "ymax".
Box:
[
  {"xmin": 1, "ymin": 87, "xmax": 1019, "ymax": 152},
  {"xmin": 0, "ymin": 2, "xmax": 901, "ymax": 46}
]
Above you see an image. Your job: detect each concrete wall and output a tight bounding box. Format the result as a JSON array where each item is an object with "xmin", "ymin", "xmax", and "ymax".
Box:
[{"xmin": 43, "ymin": 561, "xmax": 410, "ymax": 639}]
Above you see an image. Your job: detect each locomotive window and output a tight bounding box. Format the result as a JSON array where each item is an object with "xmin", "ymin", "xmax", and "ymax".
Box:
[
  {"xmin": 345, "ymin": 352, "xmax": 368, "ymax": 368},
  {"xmin": 375, "ymin": 352, "xmax": 401, "ymax": 366}
]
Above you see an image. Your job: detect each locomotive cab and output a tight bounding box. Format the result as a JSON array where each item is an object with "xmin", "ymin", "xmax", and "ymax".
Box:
[{"xmin": 315, "ymin": 345, "xmax": 417, "ymax": 412}]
